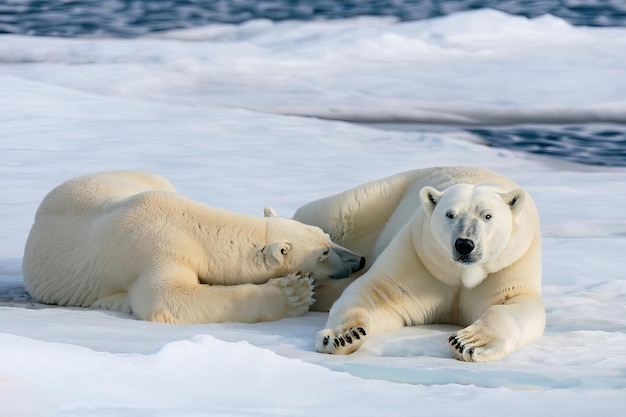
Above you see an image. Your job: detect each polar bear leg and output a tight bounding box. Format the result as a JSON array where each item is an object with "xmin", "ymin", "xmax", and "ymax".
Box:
[
  {"xmin": 449, "ymin": 295, "xmax": 546, "ymax": 362},
  {"xmin": 129, "ymin": 266, "xmax": 315, "ymax": 324},
  {"xmin": 316, "ymin": 239, "xmax": 422, "ymax": 354}
]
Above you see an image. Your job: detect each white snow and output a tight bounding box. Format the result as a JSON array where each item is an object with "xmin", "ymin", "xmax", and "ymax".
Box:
[{"xmin": 1, "ymin": 9, "xmax": 625, "ymax": 416}]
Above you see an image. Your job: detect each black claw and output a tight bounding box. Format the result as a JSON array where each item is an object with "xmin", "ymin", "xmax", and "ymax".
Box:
[
  {"xmin": 339, "ymin": 336, "xmax": 345, "ymax": 347},
  {"xmin": 345, "ymin": 333, "xmax": 353, "ymax": 344},
  {"xmin": 352, "ymin": 329, "xmax": 360, "ymax": 340},
  {"xmin": 460, "ymin": 344, "xmax": 466, "ymax": 354},
  {"xmin": 449, "ymin": 334, "xmax": 456, "ymax": 342},
  {"xmin": 357, "ymin": 327, "xmax": 367, "ymax": 336},
  {"xmin": 333, "ymin": 338, "xmax": 339, "ymax": 348},
  {"xmin": 323, "ymin": 336, "xmax": 329, "ymax": 346},
  {"xmin": 469, "ymin": 347, "xmax": 475, "ymax": 357}
]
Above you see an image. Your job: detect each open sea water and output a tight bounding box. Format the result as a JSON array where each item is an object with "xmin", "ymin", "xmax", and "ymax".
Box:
[{"xmin": 2, "ymin": 0, "xmax": 625, "ymax": 167}]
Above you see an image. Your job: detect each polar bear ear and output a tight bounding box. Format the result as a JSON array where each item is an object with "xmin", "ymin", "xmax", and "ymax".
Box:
[
  {"xmin": 263, "ymin": 241, "xmax": 291, "ymax": 268},
  {"xmin": 500, "ymin": 188, "xmax": 526, "ymax": 214},
  {"xmin": 420, "ymin": 186, "xmax": 443, "ymax": 216},
  {"xmin": 263, "ymin": 205, "xmax": 278, "ymax": 217}
]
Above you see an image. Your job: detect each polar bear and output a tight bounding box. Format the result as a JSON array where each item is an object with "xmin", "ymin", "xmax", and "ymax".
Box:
[
  {"xmin": 293, "ymin": 166, "xmax": 545, "ymax": 362},
  {"xmin": 22, "ymin": 170, "xmax": 365, "ymax": 324}
]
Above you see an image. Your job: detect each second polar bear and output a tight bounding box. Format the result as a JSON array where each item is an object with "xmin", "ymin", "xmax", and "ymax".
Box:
[
  {"xmin": 294, "ymin": 166, "xmax": 545, "ymax": 362},
  {"xmin": 22, "ymin": 170, "xmax": 365, "ymax": 324}
]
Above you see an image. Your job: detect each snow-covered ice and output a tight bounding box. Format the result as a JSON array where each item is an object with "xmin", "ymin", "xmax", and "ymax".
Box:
[{"xmin": 1, "ymin": 9, "xmax": 625, "ymax": 416}]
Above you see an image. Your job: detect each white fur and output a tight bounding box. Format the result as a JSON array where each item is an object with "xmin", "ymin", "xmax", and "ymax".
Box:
[
  {"xmin": 294, "ymin": 166, "xmax": 545, "ymax": 362},
  {"xmin": 22, "ymin": 171, "xmax": 364, "ymax": 324}
]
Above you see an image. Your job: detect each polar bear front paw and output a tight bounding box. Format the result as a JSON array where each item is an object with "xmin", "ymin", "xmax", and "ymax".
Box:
[
  {"xmin": 315, "ymin": 307, "xmax": 370, "ymax": 354},
  {"xmin": 448, "ymin": 324, "xmax": 509, "ymax": 362},
  {"xmin": 269, "ymin": 273, "xmax": 315, "ymax": 317},
  {"xmin": 316, "ymin": 326, "xmax": 367, "ymax": 354}
]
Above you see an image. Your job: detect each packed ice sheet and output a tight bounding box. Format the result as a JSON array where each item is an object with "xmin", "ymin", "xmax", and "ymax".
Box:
[{"xmin": 1, "ymin": 9, "xmax": 625, "ymax": 125}]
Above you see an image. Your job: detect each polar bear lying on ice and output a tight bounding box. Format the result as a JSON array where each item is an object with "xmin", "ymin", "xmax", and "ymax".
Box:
[
  {"xmin": 22, "ymin": 171, "xmax": 364, "ymax": 324},
  {"xmin": 294, "ymin": 166, "xmax": 545, "ymax": 362}
]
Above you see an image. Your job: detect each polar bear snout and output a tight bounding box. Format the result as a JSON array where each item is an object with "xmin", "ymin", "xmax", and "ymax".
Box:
[
  {"xmin": 329, "ymin": 245, "xmax": 366, "ymax": 279},
  {"xmin": 453, "ymin": 238, "xmax": 482, "ymax": 265},
  {"xmin": 455, "ymin": 238, "xmax": 475, "ymax": 255}
]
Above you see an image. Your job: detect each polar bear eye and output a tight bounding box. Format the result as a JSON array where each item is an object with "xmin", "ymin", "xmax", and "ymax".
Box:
[
  {"xmin": 280, "ymin": 248, "xmax": 288, "ymax": 255},
  {"xmin": 446, "ymin": 211, "xmax": 455, "ymax": 219},
  {"xmin": 485, "ymin": 213, "xmax": 493, "ymax": 220}
]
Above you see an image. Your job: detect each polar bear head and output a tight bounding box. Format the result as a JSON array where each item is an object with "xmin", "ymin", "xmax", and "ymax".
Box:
[
  {"xmin": 263, "ymin": 206, "xmax": 365, "ymax": 280},
  {"xmin": 419, "ymin": 183, "xmax": 528, "ymax": 288}
]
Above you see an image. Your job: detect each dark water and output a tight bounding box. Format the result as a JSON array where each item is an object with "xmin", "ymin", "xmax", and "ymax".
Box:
[
  {"xmin": 2, "ymin": 0, "xmax": 625, "ymax": 167},
  {"xmin": 1, "ymin": 0, "xmax": 626, "ymax": 37},
  {"xmin": 467, "ymin": 124, "xmax": 626, "ymax": 167}
]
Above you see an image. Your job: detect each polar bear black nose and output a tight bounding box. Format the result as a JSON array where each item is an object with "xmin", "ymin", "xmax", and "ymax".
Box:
[{"xmin": 455, "ymin": 238, "xmax": 475, "ymax": 255}]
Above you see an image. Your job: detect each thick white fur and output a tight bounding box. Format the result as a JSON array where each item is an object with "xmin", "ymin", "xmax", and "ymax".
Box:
[
  {"xmin": 294, "ymin": 166, "xmax": 545, "ymax": 362},
  {"xmin": 22, "ymin": 171, "xmax": 364, "ymax": 324}
]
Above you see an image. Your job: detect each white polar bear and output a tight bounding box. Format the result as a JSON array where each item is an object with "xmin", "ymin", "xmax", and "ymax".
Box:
[
  {"xmin": 22, "ymin": 171, "xmax": 364, "ymax": 324},
  {"xmin": 293, "ymin": 166, "xmax": 545, "ymax": 362}
]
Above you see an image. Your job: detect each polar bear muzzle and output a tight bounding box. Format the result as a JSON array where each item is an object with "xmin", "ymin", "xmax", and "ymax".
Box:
[{"xmin": 329, "ymin": 244, "xmax": 366, "ymax": 279}]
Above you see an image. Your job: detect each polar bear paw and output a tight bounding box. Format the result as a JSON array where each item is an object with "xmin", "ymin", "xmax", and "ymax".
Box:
[
  {"xmin": 269, "ymin": 273, "xmax": 315, "ymax": 317},
  {"xmin": 315, "ymin": 308, "xmax": 370, "ymax": 354},
  {"xmin": 316, "ymin": 326, "xmax": 367, "ymax": 354},
  {"xmin": 448, "ymin": 323, "xmax": 509, "ymax": 362}
]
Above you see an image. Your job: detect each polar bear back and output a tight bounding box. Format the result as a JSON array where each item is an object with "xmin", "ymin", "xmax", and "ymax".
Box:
[{"xmin": 35, "ymin": 171, "xmax": 176, "ymax": 216}]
